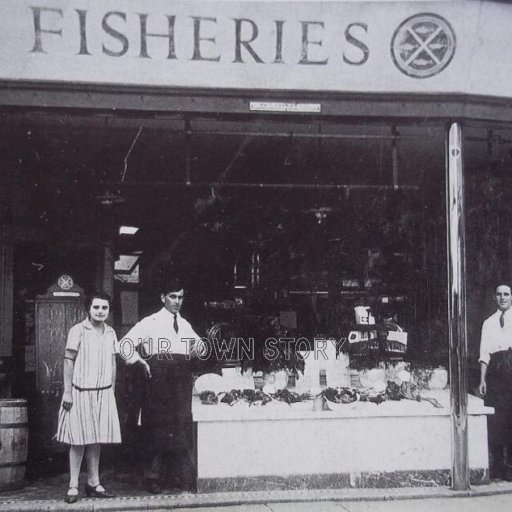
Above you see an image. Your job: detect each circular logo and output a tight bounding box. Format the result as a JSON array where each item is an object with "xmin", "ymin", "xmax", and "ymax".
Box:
[
  {"xmin": 57, "ymin": 275, "xmax": 74, "ymax": 291},
  {"xmin": 391, "ymin": 13, "xmax": 456, "ymax": 78}
]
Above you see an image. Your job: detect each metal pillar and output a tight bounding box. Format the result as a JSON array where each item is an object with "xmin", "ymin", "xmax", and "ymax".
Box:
[{"xmin": 446, "ymin": 122, "xmax": 470, "ymax": 490}]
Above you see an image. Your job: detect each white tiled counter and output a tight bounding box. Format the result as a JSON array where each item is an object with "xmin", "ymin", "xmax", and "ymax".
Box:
[{"xmin": 192, "ymin": 391, "xmax": 493, "ymax": 492}]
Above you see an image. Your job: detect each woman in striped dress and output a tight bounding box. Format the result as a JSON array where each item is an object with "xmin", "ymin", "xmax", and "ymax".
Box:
[{"xmin": 56, "ymin": 291, "xmax": 121, "ymax": 503}]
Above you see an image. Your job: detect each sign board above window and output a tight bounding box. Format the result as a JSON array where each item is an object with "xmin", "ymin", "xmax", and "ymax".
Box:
[{"xmin": 0, "ymin": 1, "xmax": 510, "ymax": 98}]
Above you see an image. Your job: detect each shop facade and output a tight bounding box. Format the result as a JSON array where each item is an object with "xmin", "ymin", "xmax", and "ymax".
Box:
[{"xmin": 1, "ymin": 0, "xmax": 512, "ymax": 493}]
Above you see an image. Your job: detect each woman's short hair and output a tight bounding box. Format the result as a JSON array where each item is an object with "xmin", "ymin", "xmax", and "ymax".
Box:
[{"xmin": 85, "ymin": 291, "xmax": 112, "ymax": 310}]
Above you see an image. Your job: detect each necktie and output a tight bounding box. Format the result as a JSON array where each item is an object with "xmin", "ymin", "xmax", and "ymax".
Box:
[
  {"xmin": 173, "ymin": 313, "xmax": 179, "ymax": 333},
  {"xmin": 500, "ymin": 311, "xmax": 505, "ymax": 328}
]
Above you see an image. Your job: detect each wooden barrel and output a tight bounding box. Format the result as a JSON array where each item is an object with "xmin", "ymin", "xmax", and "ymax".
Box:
[{"xmin": 0, "ymin": 399, "xmax": 28, "ymax": 490}]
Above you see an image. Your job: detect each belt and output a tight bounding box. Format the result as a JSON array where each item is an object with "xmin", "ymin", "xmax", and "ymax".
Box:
[{"xmin": 72, "ymin": 383, "xmax": 112, "ymax": 392}]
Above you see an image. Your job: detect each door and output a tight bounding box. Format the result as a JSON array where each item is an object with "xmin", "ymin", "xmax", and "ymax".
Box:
[{"xmin": 32, "ymin": 277, "xmax": 84, "ymax": 453}]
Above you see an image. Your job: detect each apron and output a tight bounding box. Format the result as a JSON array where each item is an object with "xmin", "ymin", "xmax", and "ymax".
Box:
[
  {"xmin": 141, "ymin": 354, "xmax": 193, "ymax": 451},
  {"xmin": 485, "ymin": 349, "xmax": 512, "ymax": 407},
  {"xmin": 485, "ymin": 349, "xmax": 512, "ymax": 447}
]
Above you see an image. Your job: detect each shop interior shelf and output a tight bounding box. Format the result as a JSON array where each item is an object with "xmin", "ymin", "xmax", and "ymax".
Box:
[
  {"xmin": 349, "ymin": 339, "xmax": 407, "ymax": 355},
  {"xmin": 350, "ymin": 324, "xmax": 391, "ymax": 332}
]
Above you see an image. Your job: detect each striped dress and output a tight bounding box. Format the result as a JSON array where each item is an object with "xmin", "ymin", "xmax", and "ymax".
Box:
[{"xmin": 56, "ymin": 319, "xmax": 121, "ymax": 445}]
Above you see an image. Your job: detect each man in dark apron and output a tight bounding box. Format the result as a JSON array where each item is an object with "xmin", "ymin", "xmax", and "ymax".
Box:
[
  {"xmin": 120, "ymin": 276, "xmax": 203, "ymax": 493},
  {"xmin": 479, "ymin": 284, "xmax": 512, "ymax": 481}
]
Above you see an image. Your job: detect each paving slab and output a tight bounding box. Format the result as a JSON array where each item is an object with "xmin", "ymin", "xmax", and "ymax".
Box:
[
  {"xmin": 268, "ymin": 502, "xmax": 346, "ymax": 512},
  {"xmin": 345, "ymin": 494, "xmax": 512, "ymax": 512},
  {"xmin": 2, "ymin": 480, "xmax": 512, "ymax": 511},
  {"xmin": 178, "ymin": 506, "xmax": 271, "ymax": 512}
]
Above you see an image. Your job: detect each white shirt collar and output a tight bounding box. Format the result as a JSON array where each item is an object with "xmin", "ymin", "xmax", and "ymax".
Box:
[{"xmin": 159, "ymin": 307, "xmax": 181, "ymax": 319}]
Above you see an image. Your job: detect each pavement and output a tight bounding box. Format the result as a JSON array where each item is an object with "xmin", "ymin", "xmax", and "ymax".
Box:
[{"xmin": 1, "ymin": 472, "xmax": 512, "ymax": 512}]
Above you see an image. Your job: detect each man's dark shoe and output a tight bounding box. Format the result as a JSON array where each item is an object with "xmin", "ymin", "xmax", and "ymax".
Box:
[
  {"xmin": 144, "ymin": 479, "xmax": 162, "ymax": 494},
  {"xmin": 166, "ymin": 475, "xmax": 183, "ymax": 490},
  {"xmin": 489, "ymin": 462, "xmax": 506, "ymax": 480}
]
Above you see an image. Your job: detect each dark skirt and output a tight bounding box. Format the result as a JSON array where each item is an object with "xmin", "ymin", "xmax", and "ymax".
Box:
[{"xmin": 140, "ymin": 355, "xmax": 193, "ymax": 451}]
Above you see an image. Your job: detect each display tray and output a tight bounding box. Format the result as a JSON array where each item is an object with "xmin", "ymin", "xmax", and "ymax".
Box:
[{"xmin": 192, "ymin": 390, "xmax": 493, "ymax": 422}]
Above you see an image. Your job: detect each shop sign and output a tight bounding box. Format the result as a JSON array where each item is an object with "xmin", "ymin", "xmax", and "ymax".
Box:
[
  {"xmin": 52, "ymin": 274, "xmax": 80, "ymax": 297},
  {"xmin": 0, "ymin": 1, "xmax": 509, "ymax": 98},
  {"xmin": 57, "ymin": 274, "xmax": 74, "ymax": 291},
  {"xmin": 390, "ymin": 13, "xmax": 456, "ymax": 79},
  {"xmin": 250, "ymin": 102, "xmax": 321, "ymax": 113}
]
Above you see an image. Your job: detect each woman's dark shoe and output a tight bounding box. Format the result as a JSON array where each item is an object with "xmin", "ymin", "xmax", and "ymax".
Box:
[
  {"xmin": 84, "ymin": 483, "xmax": 114, "ymax": 498},
  {"xmin": 65, "ymin": 487, "xmax": 79, "ymax": 504}
]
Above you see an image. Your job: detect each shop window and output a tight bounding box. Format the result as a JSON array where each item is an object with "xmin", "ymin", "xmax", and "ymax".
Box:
[{"xmin": 114, "ymin": 254, "xmax": 140, "ymax": 284}]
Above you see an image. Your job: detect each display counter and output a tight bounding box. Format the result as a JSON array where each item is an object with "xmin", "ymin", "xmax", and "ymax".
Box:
[{"xmin": 192, "ymin": 391, "xmax": 492, "ymax": 492}]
